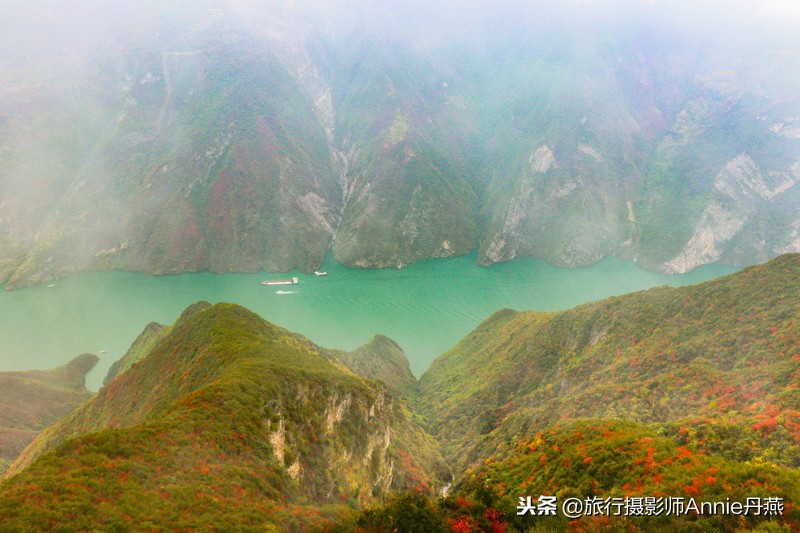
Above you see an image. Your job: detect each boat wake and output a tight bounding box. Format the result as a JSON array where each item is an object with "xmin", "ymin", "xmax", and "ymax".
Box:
[{"xmin": 275, "ymin": 290, "xmax": 296, "ymax": 295}]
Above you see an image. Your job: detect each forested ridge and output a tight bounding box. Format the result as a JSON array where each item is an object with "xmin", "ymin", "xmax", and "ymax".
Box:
[{"xmin": 1, "ymin": 255, "xmax": 799, "ymax": 530}]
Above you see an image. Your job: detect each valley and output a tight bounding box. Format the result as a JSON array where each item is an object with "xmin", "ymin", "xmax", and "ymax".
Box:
[
  {"xmin": 1, "ymin": 2, "xmax": 799, "ymax": 530},
  {"xmin": 0, "ymin": 254, "xmax": 797, "ymax": 530},
  {"xmin": 0, "ymin": 254, "xmax": 735, "ymax": 391}
]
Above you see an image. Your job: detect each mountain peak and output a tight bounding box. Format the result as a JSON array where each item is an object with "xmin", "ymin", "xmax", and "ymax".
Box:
[
  {"xmin": 2, "ymin": 301, "xmax": 448, "ymax": 528},
  {"xmin": 323, "ymin": 334, "xmax": 417, "ymax": 398}
]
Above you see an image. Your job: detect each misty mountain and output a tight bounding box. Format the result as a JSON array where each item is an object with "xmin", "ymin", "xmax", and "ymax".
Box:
[{"xmin": 1, "ymin": 1, "xmax": 799, "ymax": 288}]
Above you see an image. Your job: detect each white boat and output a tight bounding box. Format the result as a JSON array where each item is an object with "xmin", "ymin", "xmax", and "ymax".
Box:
[
  {"xmin": 314, "ymin": 271, "xmax": 327, "ymax": 276},
  {"xmin": 261, "ymin": 277, "xmax": 299, "ymax": 286}
]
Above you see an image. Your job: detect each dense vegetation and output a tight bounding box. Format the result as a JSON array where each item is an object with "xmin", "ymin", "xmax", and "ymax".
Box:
[
  {"xmin": 419, "ymin": 254, "xmax": 800, "ymax": 475},
  {"xmin": 0, "ymin": 354, "xmax": 97, "ymax": 475},
  {"xmin": 322, "ymin": 335, "xmax": 418, "ymax": 400},
  {"xmin": 416, "ymin": 253, "xmax": 800, "ymax": 530},
  {"xmin": 2, "ymin": 255, "xmax": 800, "ymax": 530},
  {"xmin": 329, "ymin": 39, "xmax": 480, "ymax": 270},
  {"xmin": 103, "ymin": 322, "xmax": 168, "ymax": 385},
  {"xmin": 0, "ymin": 303, "xmax": 448, "ymax": 530},
  {"xmin": 342, "ymin": 420, "xmax": 798, "ymax": 532}
]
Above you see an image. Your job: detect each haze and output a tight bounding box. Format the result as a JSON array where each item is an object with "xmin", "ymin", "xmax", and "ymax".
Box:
[{"xmin": 1, "ymin": 0, "xmax": 799, "ymax": 290}]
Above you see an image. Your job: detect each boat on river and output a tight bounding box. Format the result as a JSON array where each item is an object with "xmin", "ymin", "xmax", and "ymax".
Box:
[
  {"xmin": 261, "ymin": 277, "xmax": 299, "ymax": 286},
  {"xmin": 314, "ymin": 271, "xmax": 327, "ymax": 276}
]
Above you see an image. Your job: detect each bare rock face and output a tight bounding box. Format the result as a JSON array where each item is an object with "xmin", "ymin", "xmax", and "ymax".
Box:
[
  {"xmin": 2, "ymin": 5, "xmax": 800, "ymax": 286},
  {"xmin": 530, "ymin": 145, "xmax": 556, "ymax": 174},
  {"xmin": 661, "ymin": 154, "xmax": 800, "ymax": 273},
  {"xmin": 479, "ymin": 135, "xmax": 635, "ymax": 269},
  {"xmin": 661, "ymin": 200, "xmax": 746, "ymax": 274}
]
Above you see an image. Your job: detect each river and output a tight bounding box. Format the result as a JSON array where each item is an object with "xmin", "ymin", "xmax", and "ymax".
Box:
[{"xmin": 0, "ymin": 253, "xmax": 738, "ymax": 390}]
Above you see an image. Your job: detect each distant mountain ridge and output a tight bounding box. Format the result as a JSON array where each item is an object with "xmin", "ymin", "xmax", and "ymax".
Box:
[{"xmin": 1, "ymin": 2, "xmax": 799, "ymax": 288}]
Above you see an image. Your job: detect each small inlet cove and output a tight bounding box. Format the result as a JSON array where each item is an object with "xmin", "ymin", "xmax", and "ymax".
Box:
[{"xmin": 0, "ymin": 253, "xmax": 738, "ymax": 391}]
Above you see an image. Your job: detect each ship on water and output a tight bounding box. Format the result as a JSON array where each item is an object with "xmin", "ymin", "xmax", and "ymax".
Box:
[{"xmin": 261, "ymin": 277, "xmax": 299, "ymax": 286}]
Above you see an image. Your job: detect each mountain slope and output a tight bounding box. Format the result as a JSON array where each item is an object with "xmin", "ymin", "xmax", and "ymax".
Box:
[
  {"xmin": 475, "ymin": 29, "xmax": 800, "ymax": 272},
  {"xmin": 2, "ymin": 3, "xmax": 800, "ymax": 288},
  {"xmin": 2, "ymin": 24, "xmax": 340, "ymax": 289},
  {"xmin": 636, "ymin": 59, "xmax": 800, "ymax": 273},
  {"xmin": 104, "ymin": 322, "xmax": 169, "ymax": 385},
  {"xmin": 419, "ymin": 253, "xmax": 800, "ymax": 475},
  {"xmin": 342, "ymin": 254, "xmax": 800, "ymax": 530},
  {"xmin": 0, "ymin": 302, "xmax": 448, "ymax": 530},
  {"xmin": 322, "ymin": 335, "xmax": 417, "ymax": 400},
  {"xmin": 3, "ymin": 256, "xmax": 800, "ymax": 529},
  {"xmin": 0, "ymin": 354, "xmax": 97, "ymax": 475},
  {"xmin": 457, "ymin": 418, "xmax": 800, "ymax": 531},
  {"xmin": 329, "ymin": 40, "xmax": 479, "ymax": 269},
  {"xmin": 475, "ymin": 29, "xmax": 654, "ymax": 268}
]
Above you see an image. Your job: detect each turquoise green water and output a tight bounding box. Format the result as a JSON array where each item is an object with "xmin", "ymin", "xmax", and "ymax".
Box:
[{"xmin": 0, "ymin": 254, "xmax": 738, "ymax": 390}]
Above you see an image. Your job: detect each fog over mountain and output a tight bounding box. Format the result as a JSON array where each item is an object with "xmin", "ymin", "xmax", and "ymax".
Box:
[
  {"xmin": 1, "ymin": 0, "xmax": 799, "ymax": 287},
  {"xmin": 1, "ymin": 6, "xmax": 800, "ymax": 528}
]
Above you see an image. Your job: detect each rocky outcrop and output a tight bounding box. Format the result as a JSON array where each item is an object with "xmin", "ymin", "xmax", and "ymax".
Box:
[
  {"xmin": 2, "ymin": 4, "xmax": 800, "ymax": 287},
  {"xmin": 5, "ymin": 304, "xmax": 449, "ymax": 504},
  {"xmin": 662, "ymin": 154, "xmax": 800, "ymax": 273}
]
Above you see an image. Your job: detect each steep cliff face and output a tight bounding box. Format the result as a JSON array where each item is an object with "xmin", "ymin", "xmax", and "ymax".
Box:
[
  {"xmin": 636, "ymin": 63, "xmax": 800, "ymax": 272},
  {"xmin": 478, "ymin": 140, "xmax": 634, "ymax": 268},
  {"xmin": 328, "ymin": 43, "xmax": 479, "ymax": 269},
  {"xmin": 2, "ymin": 3, "xmax": 800, "ymax": 288},
  {"xmin": 1, "ymin": 27, "xmax": 340, "ymax": 288},
  {"xmin": 0, "ymin": 303, "xmax": 447, "ymax": 529},
  {"xmin": 660, "ymin": 154, "xmax": 800, "ymax": 273},
  {"xmin": 475, "ymin": 37, "xmax": 650, "ymax": 269}
]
